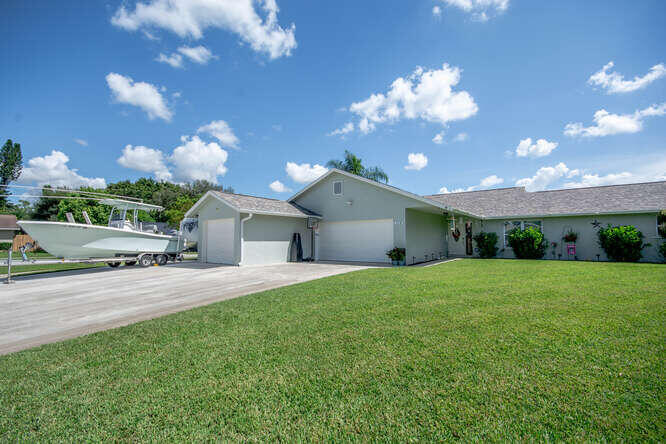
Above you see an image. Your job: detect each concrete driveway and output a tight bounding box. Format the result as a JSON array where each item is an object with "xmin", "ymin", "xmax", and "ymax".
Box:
[{"xmin": 0, "ymin": 262, "xmax": 371, "ymax": 355}]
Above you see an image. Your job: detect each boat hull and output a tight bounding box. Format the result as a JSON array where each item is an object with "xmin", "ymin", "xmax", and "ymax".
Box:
[{"xmin": 17, "ymin": 221, "xmax": 182, "ymax": 259}]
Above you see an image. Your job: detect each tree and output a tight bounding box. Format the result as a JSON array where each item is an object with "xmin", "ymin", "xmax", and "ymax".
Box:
[
  {"xmin": 326, "ymin": 150, "xmax": 389, "ymax": 183},
  {"xmin": 0, "ymin": 139, "xmax": 23, "ymax": 208}
]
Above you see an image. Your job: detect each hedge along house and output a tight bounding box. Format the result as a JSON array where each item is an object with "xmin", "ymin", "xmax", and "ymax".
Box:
[
  {"xmin": 187, "ymin": 170, "xmax": 666, "ymax": 266},
  {"xmin": 425, "ymin": 181, "xmax": 666, "ymax": 262}
]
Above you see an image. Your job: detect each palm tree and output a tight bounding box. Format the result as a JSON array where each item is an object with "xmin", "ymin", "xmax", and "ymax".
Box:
[{"xmin": 326, "ymin": 150, "xmax": 389, "ymax": 184}]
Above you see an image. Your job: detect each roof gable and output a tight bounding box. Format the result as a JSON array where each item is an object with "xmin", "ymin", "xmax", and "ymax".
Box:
[{"xmin": 185, "ymin": 190, "xmax": 320, "ymax": 219}]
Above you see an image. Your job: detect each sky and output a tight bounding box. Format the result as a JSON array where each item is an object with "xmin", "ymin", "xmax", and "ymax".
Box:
[{"xmin": 2, "ymin": 0, "xmax": 665, "ymax": 199}]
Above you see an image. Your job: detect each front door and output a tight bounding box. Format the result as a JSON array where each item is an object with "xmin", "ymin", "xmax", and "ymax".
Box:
[{"xmin": 465, "ymin": 221, "xmax": 473, "ymax": 256}]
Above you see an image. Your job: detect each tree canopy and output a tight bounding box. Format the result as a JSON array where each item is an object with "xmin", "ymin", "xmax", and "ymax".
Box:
[
  {"xmin": 326, "ymin": 150, "xmax": 388, "ymax": 183},
  {"xmin": 0, "ymin": 139, "xmax": 23, "ymax": 209}
]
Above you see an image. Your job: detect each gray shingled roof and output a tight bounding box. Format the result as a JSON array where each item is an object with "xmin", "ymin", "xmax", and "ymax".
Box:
[
  {"xmin": 212, "ymin": 191, "xmax": 320, "ymax": 218},
  {"xmin": 424, "ymin": 181, "xmax": 666, "ymax": 218}
]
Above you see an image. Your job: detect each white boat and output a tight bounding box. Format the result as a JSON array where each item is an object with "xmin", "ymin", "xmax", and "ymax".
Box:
[{"xmin": 18, "ymin": 199, "xmax": 187, "ymax": 260}]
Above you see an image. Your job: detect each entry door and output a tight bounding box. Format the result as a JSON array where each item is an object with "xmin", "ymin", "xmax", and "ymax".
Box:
[
  {"xmin": 205, "ymin": 218, "xmax": 235, "ymax": 264},
  {"xmin": 318, "ymin": 219, "xmax": 393, "ymax": 263},
  {"xmin": 465, "ymin": 221, "xmax": 473, "ymax": 256}
]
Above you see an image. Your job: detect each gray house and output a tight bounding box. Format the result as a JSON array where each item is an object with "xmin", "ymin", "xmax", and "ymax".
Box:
[{"xmin": 185, "ymin": 169, "xmax": 666, "ymax": 265}]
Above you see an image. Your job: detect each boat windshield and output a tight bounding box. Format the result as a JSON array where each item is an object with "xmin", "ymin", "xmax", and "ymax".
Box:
[{"xmin": 108, "ymin": 206, "xmax": 135, "ymax": 230}]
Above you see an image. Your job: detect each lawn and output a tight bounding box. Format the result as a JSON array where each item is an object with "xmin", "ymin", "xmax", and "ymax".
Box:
[{"xmin": 1, "ymin": 260, "xmax": 664, "ymax": 441}]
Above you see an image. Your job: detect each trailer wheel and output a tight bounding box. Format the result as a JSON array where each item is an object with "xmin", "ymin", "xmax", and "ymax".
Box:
[
  {"xmin": 107, "ymin": 262, "xmax": 121, "ymax": 268},
  {"xmin": 139, "ymin": 254, "xmax": 153, "ymax": 267},
  {"xmin": 155, "ymin": 254, "xmax": 168, "ymax": 266},
  {"xmin": 125, "ymin": 261, "xmax": 137, "ymax": 266}
]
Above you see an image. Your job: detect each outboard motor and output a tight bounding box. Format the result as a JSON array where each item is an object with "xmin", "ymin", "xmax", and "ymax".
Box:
[{"xmin": 179, "ymin": 217, "xmax": 199, "ymax": 248}]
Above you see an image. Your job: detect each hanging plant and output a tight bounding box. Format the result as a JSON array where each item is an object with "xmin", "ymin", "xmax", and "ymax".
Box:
[
  {"xmin": 562, "ymin": 230, "xmax": 578, "ymax": 243},
  {"xmin": 451, "ymin": 228, "xmax": 461, "ymax": 242}
]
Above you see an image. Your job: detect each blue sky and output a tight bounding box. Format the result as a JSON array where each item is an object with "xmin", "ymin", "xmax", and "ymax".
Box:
[{"xmin": 2, "ymin": 0, "xmax": 665, "ymax": 199}]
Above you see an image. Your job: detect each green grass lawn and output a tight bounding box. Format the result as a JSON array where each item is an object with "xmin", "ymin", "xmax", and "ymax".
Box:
[{"xmin": 1, "ymin": 260, "xmax": 664, "ymax": 441}]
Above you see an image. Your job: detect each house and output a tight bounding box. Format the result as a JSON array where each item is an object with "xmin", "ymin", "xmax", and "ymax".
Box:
[{"xmin": 185, "ymin": 169, "xmax": 666, "ymax": 265}]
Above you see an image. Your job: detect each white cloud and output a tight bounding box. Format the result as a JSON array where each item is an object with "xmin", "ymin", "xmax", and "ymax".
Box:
[
  {"xmin": 19, "ymin": 150, "xmax": 106, "ymax": 189},
  {"xmin": 479, "ymin": 174, "xmax": 503, "ymax": 187},
  {"xmin": 178, "ymin": 45, "xmax": 214, "ymax": 64},
  {"xmin": 437, "ymin": 0, "xmax": 509, "ymax": 21},
  {"xmin": 106, "ymin": 72, "xmax": 172, "ymax": 121},
  {"xmin": 432, "ymin": 131, "xmax": 444, "ymax": 144},
  {"xmin": 515, "ymin": 162, "xmax": 572, "ymax": 191},
  {"xmin": 327, "ymin": 122, "xmax": 354, "ymax": 137},
  {"xmin": 269, "ymin": 180, "xmax": 291, "ymax": 193},
  {"xmin": 404, "ymin": 152, "xmax": 428, "ymax": 171},
  {"xmin": 346, "ymin": 63, "xmax": 477, "ymax": 134},
  {"xmin": 438, "ymin": 174, "xmax": 503, "ymax": 193},
  {"xmin": 452, "ymin": 132, "xmax": 468, "ymax": 142},
  {"xmin": 515, "ymin": 137, "xmax": 558, "ymax": 158},
  {"xmin": 563, "ymin": 172, "xmax": 633, "ymax": 189},
  {"xmin": 156, "ymin": 52, "xmax": 183, "ymax": 68},
  {"xmin": 285, "ymin": 162, "xmax": 328, "ymax": 183},
  {"xmin": 74, "ymin": 139, "xmax": 88, "ymax": 147},
  {"xmin": 170, "ymin": 135, "xmax": 228, "ymax": 183},
  {"xmin": 117, "ymin": 144, "xmax": 172, "ymax": 181},
  {"xmin": 564, "ymin": 103, "xmax": 666, "ymax": 137},
  {"xmin": 588, "ymin": 61, "xmax": 666, "ymax": 94},
  {"xmin": 111, "ymin": 0, "xmax": 297, "ymax": 60},
  {"xmin": 197, "ymin": 120, "xmax": 240, "ymax": 149},
  {"xmin": 432, "ymin": 5, "xmax": 442, "ymax": 16}
]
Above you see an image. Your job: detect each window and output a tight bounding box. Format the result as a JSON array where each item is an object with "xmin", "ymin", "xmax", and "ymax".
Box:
[
  {"xmin": 658, "ymin": 211, "xmax": 666, "ymax": 238},
  {"xmin": 333, "ymin": 180, "xmax": 343, "ymax": 196},
  {"xmin": 503, "ymin": 220, "xmax": 542, "ymax": 247}
]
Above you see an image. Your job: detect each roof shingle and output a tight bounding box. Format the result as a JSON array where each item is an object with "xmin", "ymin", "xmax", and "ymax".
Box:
[
  {"xmin": 212, "ymin": 191, "xmax": 320, "ymax": 218},
  {"xmin": 424, "ymin": 181, "xmax": 666, "ymax": 218}
]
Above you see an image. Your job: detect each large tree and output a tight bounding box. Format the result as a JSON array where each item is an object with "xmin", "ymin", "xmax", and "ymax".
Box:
[
  {"xmin": 0, "ymin": 139, "xmax": 23, "ymax": 208},
  {"xmin": 326, "ymin": 150, "xmax": 388, "ymax": 183}
]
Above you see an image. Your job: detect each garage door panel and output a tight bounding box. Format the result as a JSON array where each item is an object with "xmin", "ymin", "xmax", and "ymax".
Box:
[
  {"xmin": 318, "ymin": 219, "xmax": 393, "ymax": 262},
  {"xmin": 205, "ymin": 218, "xmax": 235, "ymax": 264}
]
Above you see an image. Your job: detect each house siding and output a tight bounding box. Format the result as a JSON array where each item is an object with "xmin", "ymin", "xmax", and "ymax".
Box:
[
  {"xmin": 478, "ymin": 212, "xmax": 662, "ymax": 262},
  {"xmin": 242, "ymin": 214, "xmax": 311, "ymax": 265},
  {"xmin": 405, "ymin": 209, "xmax": 448, "ymax": 264}
]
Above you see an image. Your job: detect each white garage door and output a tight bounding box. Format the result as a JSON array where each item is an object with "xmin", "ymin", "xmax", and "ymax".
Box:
[
  {"xmin": 205, "ymin": 218, "xmax": 235, "ymax": 264},
  {"xmin": 318, "ymin": 218, "xmax": 393, "ymax": 263}
]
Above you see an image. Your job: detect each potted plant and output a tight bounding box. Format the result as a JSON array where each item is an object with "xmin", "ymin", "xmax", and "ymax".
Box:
[
  {"xmin": 386, "ymin": 247, "xmax": 406, "ymax": 266},
  {"xmin": 562, "ymin": 230, "xmax": 578, "ymax": 243}
]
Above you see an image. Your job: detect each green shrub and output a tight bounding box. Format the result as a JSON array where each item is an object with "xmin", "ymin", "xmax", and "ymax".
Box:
[
  {"xmin": 658, "ymin": 242, "xmax": 666, "ymax": 263},
  {"xmin": 0, "ymin": 242, "xmax": 12, "ymax": 251},
  {"xmin": 472, "ymin": 231, "xmax": 498, "ymax": 258},
  {"xmin": 507, "ymin": 226, "xmax": 547, "ymax": 259},
  {"xmin": 597, "ymin": 225, "xmax": 647, "ymax": 262}
]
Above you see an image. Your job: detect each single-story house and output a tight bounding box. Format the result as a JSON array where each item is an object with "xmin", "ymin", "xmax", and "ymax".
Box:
[{"xmin": 185, "ymin": 169, "xmax": 666, "ymax": 265}]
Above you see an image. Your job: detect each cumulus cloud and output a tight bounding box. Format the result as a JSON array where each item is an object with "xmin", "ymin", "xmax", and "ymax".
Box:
[
  {"xmin": 515, "ymin": 162, "xmax": 578, "ymax": 191},
  {"xmin": 156, "ymin": 52, "xmax": 183, "ymax": 68},
  {"xmin": 74, "ymin": 139, "xmax": 88, "ymax": 147},
  {"xmin": 588, "ymin": 61, "xmax": 666, "ymax": 94},
  {"xmin": 438, "ymin": 174, "xmax": 503, "ymax": 193},
  {"xmin": 178, "ymin": 45, "xmax": 215, "ymax": 64},
  {"xmin": 432, "ymin": 131, "xmax": 444, "ymax": 144},
  {"xmin": 111, "ymin": 0, "xmax": 297, "ymax": 60},
  {"xmin": 285, "ymin": 162, "xmax": 328, "ymax": 183},
  {"xmin": 117, "ymin": 144, "xmax": 172, "ymax": 181},
  {"xmin": 404, "ymin": 153, "xmax": 428, "ymax": 171},
  {"xmin": 564, "ymin": 103, "xmax": 666, "ymax": 137},
  {"xmin": 197, "ymin": 120, "xmax": 240, "ymax": 149},
  {"xmin": 170, "ymin": 135, "xmax": 228, "ymax": 183},
  {"xmin": 515, "ymin": 137, "xmax": 558, "ymax": 158},
  {"xmin": 432, "ymin": 5, "xmax": 442, "ymax": 16},
  {"xmin": 19, "ymin": 150, "xmax": 106, "ymax": 188},
  {"xmin": 269, "ymin": 180, "xmax": 291, "ymax": 193},
  {"xmin": 106, "ymin": 72, "xmax": 172, "ymax": 121},
  {"xmin": 437, "ymin": 0, "xmax": 509, "ymax": 21},
  {"xmin": 327, "ymin": 122, "xmax": 354, "ymax": 137},
  {"xmin": 344, "ymin": 63, "xmax": 477, "ymax": 135}
]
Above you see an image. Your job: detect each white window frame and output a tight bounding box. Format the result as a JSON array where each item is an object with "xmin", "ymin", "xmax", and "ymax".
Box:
[
  {"xmin": 332, "ymin": 180, "xmax": 343, "ymax": 197},
  {"xmin": 503, "ymin": 220, "xmax": 543, "ymax": 247}
]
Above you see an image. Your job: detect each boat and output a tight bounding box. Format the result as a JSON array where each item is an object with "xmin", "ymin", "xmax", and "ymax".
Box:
[{"xmin": 17, "ymin": 199, "xmax": 190, "ymax": 260}]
